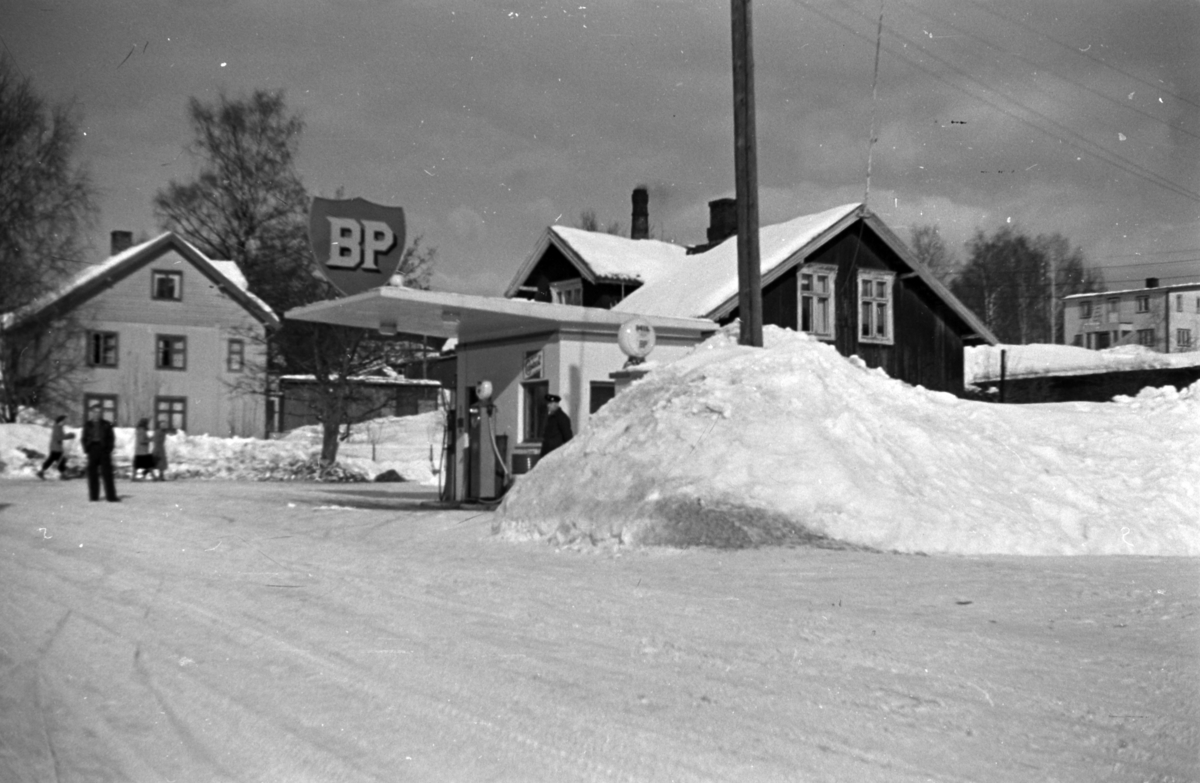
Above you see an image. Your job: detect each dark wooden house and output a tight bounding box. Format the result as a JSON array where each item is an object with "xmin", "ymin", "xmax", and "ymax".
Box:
[{"xmin": 507, "ymin": 196, "xmax": 997, "ymax": 395}]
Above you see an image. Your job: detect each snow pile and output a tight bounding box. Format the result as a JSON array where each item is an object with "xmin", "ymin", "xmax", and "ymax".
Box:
[
  {"xmin": 966, "ymin": 342, "xmax": 1200, "ymax": 384},
  {"xmin": 497, "ymin": 326, "xmax": 1200, "ymax": 556},
  {"xmin": 0, "ymin": 412, "xmax": 446, "ymax": 486}
]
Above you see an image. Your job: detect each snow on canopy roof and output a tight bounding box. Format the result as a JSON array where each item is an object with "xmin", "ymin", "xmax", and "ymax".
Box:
[
  {"xmin": 547, "ymin": 225, "xmax": 690, "ymax": 284},
  {"xmin": 612, "ymin": 203, "xmax": 861, "ymax": 319}
]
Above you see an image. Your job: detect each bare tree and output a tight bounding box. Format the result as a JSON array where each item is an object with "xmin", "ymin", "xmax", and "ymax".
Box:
[
  {"xmin": 0, "ymin": 56, "xmax": 98, "ymax": 420},
  {"xmin": 576, "ymin": 210, "xmax": 623, "ymax": 236},
  {"xmin": 908, "ymin": 224, "xmax": 959, "ymax": 285}
]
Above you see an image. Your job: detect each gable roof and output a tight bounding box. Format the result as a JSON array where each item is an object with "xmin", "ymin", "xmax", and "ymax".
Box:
[
  {"xmin": 503, "ymin": 224, "xmax": 690, "ymax": 297},
  {"xmin": 609, "ymin": 203, "xmax": 997, "ymax": 344},
  {"xmin": 2, "ymin": 232, "xmax": 280, "ymax": 330}
]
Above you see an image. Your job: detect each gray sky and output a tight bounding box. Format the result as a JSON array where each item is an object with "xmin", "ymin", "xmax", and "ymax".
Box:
[{"xmin": 5, "ymin": 0, "xmax": 1198, "ymax": 295}]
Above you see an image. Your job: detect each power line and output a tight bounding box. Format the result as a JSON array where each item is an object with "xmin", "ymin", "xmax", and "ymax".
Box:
[
  {"xmin": 796, "ymin": 0, "xmax": 1200, "ymax": 203},
  {"xmin": 891, "ymin": 0, "xmax": 1200, "ymax": 145}
]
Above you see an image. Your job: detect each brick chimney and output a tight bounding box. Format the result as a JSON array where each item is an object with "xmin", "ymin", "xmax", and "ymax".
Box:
[
  {"xmin": 707, "ymin": 198, "xmax": 737, "ymax": 245},
  {"xmin": 631, "ymin": 186, "xmax": 649, "ymax": 240},
  {"xmin": 110, "ymin": 230, "xmax": 134, "ymax": 255},
  {"xmin": 1146, "ymin": 277, "xmax": 1159, "ymax": 288}
]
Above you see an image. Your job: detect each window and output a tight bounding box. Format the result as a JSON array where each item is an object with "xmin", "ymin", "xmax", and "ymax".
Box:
[
  {"xmin": 1107, "ymin": 298, "xmax": 1120, "ymax": 322},
  {"xmin": 522, "ymin": 380, "xmax": 549, "ymax": 442},
  {"xmin": 155, "ymin": 396, "xmax": 187, "ymax": 431},
  {"xmin": 1177, "ymin": 295, "xmax": 1184, "ymax": 313},
  {"xmin": 799, "ymin": 266, "xmax": 836, "ymax": 339},
  {"xmin": 590, "ymin": 382, "xmax": 616, "ymax": 414},
  {"xmin": 1080, "ymin": 301, "xmax": 1093, "ymax": 319},
  {"xmin": 227, "ymin": 339, "xmax": 245, "ymax": 372},
  {"xmin": 152, "ymin": 270, "xmax": 182, "ymax": 301},
  {"xmin": 156, "ymin": 335, "xmax": 187, "ymax": 370},
  {"xmin": 1137, "ymin": 329, "xmax": 1155, "ymax": 347},
  {"xmin": 1177, "ymin": 329, "xmax": 1193, "ymax": 351},
  {"xmin": 858, "ymin": 272, "xmax": 894, "ymax": 344},
  {"xmin": 86, "ymin": 331, "xmax": 118, "ymax": 367},
  {"xmin": 1196, "ymin": 296, "xmax": 1200, "ymax": 314},
  {"xmin": 550, "ymin": 279, "xmax": 583, "ymax": 306},
  {"xmin": 84, "ymin": 394, "xmax": 118, "ymax": 424},
  {"xmin": 1136, "ymin": 295, "xmax": 1150, "ymax": 313}
]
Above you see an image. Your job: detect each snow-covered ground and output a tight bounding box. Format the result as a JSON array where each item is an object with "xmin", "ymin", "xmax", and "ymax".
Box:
[
  {"xmin": 2, "ymin": 480, "xmax": 1196, "ymax": 781},
  {"xmin": 496, "ymin": 326, "xmax": 1200, "ymax": 556},
  {"xmin": 1, "ymin": 411, "xmax": 447, "ymax": 487}
]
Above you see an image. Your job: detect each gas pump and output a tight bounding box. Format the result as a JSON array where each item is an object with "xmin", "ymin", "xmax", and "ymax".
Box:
[{"xmin": 467, "ymin": 380, "xmax": 511, "ymax": 501}]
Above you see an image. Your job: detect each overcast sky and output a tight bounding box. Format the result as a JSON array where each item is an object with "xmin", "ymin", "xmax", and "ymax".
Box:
[{"xmin": 4, "ymin": 0, "xmax": 1198, "ymax": 295}]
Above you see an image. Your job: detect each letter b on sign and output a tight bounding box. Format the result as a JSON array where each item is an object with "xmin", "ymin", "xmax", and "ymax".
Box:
[{"xmin": 309, "ymin": 197, "xmax": 406, "ymax": 296}]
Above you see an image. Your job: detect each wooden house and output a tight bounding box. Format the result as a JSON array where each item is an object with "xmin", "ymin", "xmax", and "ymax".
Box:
[
  {"xmin": 508, "ymin": 195, "xmax": 997, "ymax": 394},
  {"xmin": 4, "ymin": 231, "xmax": 279, "ymax": 435}
]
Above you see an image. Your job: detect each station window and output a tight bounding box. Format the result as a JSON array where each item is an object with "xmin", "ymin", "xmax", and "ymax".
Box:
[
  {"xmin": 799, "ymin": 266, "xmax": 836, "ymax": 340},
  {"xmin": 152, "ymin": 270, "xmax": 183, "ymax": 301},
  {"xmin": 590, "ymin": 382, "xmax": 616, "ymax": 414},
  {"xmin": 858, "ymin": 272, "xmax": 894, "ymax": 345},
  {"xmin": 522, "ymin": 380, "xmax": 549, "ymax": 442}
]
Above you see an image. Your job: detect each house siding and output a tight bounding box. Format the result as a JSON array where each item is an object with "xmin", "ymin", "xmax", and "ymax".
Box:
[
  {"xmin": 64, "ymin": 248, "xmax": 270, "ymax": 436},
  {"xmin": 726, "ymin": 227, "xmax": 968, "ymax": 394},
  {"xmin": 513, "ymin": 244, "xmax": 636, "ymax": 308}
]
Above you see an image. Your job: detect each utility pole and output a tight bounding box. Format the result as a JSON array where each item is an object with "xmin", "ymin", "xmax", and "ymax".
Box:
[
  {"xmin": 731, "ymin": 0, "xmax": 763, "ymax": 347},
  {"xmin": 1047, "ymin": 255, "xmax": 1057, "ymax": 344}
]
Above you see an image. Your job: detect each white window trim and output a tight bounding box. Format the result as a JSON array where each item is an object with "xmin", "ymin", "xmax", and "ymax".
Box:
[
  {"xmin": 550, "ymin": 278, "xmax": 583, "ymax": 306},
  {"xmin": 798, "ymin": 264, "xmax": 837, "ymax": 340},
  {"xmin": 857, "ymin": 271, "xmax": 895, "ymax": 345}
]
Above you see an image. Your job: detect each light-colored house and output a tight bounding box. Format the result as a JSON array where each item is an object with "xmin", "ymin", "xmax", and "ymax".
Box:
[
  {"xmin": 5, "ymin": 231, "xmax": 279, "ymax": 435},
  {"xmin": 1063, "ymin": 279, "xmax": 1200, "ymax": 353}
]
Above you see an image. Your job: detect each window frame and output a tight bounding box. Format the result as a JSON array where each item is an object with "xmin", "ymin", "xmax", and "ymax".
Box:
[
  {"xmin": 155, "ymin": 334, "xmax": 188, "ymax": 371},
  {"xmin": 1080, "ymin": 300, "xmax": 1093, "ymax": 319},
  {"xmin": 857, "ymin": 271, "xmax": 895, "ymax": 345},
  {"xmin": 1135, "ymin": 295, "xmax": 1150, "ymax": 313},
  {"xmin": 1136, "ymin": 328, "xmax": 1156, "ymax": 347},
  {"xmin": 226, "ymin": 338, "xmax": 245, "ymax": 372},
  {"xmin": 86, "ymin": 330, "xmax": 119, "ymax": 367},
  {"xmin": 549, "ymin": 278, "xmax": 583, "ymax": 306},
  {"xmin": 522, "ymin": 380, "xmax": 549, "ymax": 443},
  {"xmin": 1177, "ymin": 329, "xmax": 1193, "ymax": 351},
  {"xmin": 83, "ymin": 394, "xmax": 118, "ymax": 425},
  {"xmin": 151, "ymin": 270, "xmax": 183, "ymax": 301},
  {"xmin": 155, "ymin": 396, "xmax": 187, "ymax": 432},
  {"xmin": 589, "ymin": 381, "xmax": 616, "ymax": 415},
  {"xmin": 798, "ymin": 264, "xmax": 837, "ymax": 340}
]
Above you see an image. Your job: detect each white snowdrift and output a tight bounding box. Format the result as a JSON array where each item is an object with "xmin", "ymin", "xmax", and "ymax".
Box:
[
  {"xmin": 497, "ymin": 326, "xmax": 1200, "ymax": 556},
  {"xmin": 0, "ymin": 412, "xmax": 447, "ymax": 486}
]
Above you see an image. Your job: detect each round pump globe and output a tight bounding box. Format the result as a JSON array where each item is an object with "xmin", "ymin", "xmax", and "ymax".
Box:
[
  {"xmin": 475, "ymin": 380, "xmax": 493, "ymax": 402},
  {"xmin": 617, "ymin": 317, "xmax": 657, "ymax": 360}
]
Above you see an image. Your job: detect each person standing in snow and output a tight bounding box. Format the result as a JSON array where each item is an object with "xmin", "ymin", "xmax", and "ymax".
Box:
[
  {"xmin": 38, "ymin": 415, "xmax": 75, "ymax": 479},
  {"xmin": 132, "ymin": 418, "xmax": 155, "ymax": 480},
  {"xmin": 151, "ymin": 419, "xmax": 176, "ymax": 481},
  {"xmin": 82, "ymin": 406, "xmax": 119, "ymax": 502},
  {"xmin": 539, "ymin": 394, "xmax": 573, "ymax": 458}
]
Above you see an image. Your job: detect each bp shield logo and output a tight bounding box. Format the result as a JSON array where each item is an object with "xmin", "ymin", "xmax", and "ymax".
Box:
[{"xmin": 309, "ymin": 197, "xmax": 406, "ymax": 296}]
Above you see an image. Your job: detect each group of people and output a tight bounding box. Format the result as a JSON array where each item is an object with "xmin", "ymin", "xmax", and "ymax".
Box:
[{"xmin": 37, "ymin": 409, "xmax": 174, "ymax": 502}]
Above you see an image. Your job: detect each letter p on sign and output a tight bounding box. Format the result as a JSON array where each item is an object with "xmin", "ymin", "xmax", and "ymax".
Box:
[{"xmin": 309, "ymin": 197, "xmax": 406, "ymax": 296}]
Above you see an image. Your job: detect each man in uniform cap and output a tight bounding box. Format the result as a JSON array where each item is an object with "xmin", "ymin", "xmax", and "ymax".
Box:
[{"xmin": 539, "ymin": 394, "xmax": 574, "ymax": 458}]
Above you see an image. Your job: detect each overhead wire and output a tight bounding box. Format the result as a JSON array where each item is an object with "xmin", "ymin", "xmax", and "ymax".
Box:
[{"xmin": 791, "ymin": 0, "xmax": 1200, "ymax": 203}]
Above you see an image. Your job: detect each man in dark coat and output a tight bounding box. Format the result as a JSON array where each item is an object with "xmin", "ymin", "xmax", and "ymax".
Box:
[
  {"xmin": 82, "ymin": 407, "xmax": 119, "ymax": 502},
  {"xmin": 539, "ymin": 394, "xmax": 573, "ymax": 458}
]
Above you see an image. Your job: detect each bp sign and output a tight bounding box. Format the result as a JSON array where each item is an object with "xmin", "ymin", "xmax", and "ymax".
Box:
[{"xmin": 309, "ymin": 197, "xmax": 406, "ymax": 296}]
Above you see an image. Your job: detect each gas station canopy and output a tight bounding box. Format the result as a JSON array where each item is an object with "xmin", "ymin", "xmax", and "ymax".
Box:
[{"xmin": 285, "ymin": 286, "xmax": 717, "ymax": 343}]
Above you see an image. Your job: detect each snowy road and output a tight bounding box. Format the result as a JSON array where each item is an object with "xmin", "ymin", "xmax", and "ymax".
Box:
[{"xmin": 1, "ymin": 480, "xmax": 1197, "ymax": 781}]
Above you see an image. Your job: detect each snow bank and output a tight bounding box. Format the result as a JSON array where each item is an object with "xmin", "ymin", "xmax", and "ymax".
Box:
[
  {"xmin": 496, "ymin": 326, "xmax": 1200, "ymax": 556},
  {"xmin": 0, "ymin": 412, "xmax": 446, "ymax": 486}
]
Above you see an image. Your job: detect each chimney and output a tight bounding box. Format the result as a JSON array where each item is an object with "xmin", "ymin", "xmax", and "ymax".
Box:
[
  {"xmin": 707, "ymin": 198, "xmax": 737, "ymax": 245},
  {"xmin": 1146, "ymin": 277, "xmax": 1159, "ymax": 288},
  {"xmin": 631, "ymin": 186, "xmax": 649, "ymax": 240},
  {"xmin": 110, "ymin": 230, "xmax": 134, "ymax": 255}
]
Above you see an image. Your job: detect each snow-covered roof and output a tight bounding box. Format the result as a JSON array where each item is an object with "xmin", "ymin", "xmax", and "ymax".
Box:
[
  {"xmin": 504, "ymin": 225, "xmax": 690, "ymax": 296},
  {"xmin": 1062, "ymin": 281, "xmax": 1200, "ymax": 300},
  {"xmin": 613, "ymin": 203, "xmax": 861, "ymax": 319},
  {"xmin": 1, "ymin": 232, "xmax": 279, "ymax": 329},
  {"xmin": 966, "ymin": 343, "xmax": 1200, "ymax": 384}
]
